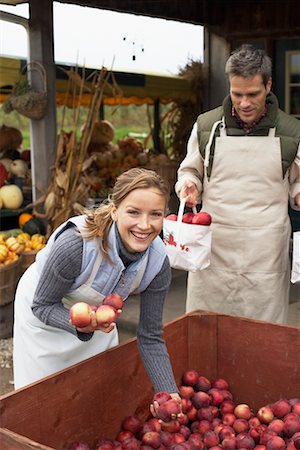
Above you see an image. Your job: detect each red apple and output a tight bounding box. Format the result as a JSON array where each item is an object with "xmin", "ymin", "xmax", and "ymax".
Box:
[
  {"xmin": 283, "ymin": 415, "xmax": 300, "ymax": 438},
  {"xmin": 257, "ymin": 406, "xmax": 275, "ymax": 424},
  {"xmin": 157, "ymin": 398, "xmax": 181, "ymax": 422},
  {"xmin": 188, "ymin": 433, "xmax": 205, "ymax": 449},
  {"xmin": 235, "ymin": 432, "xmax": 255, "ymax": 449},
  {"xmin": 166, "ymin": 214, "xmax": 178, "ymax": 221},
  {"xmin": 179, "ymin": 424, "xmax": 191, "ymax": 440},
  {"xmin": 211, "ymin": 378, "xmax": 229, "ymax": 390},
  {"xmin": 192, "ymin": 391, "xmax": 211, "ymax": 409},
  {"xmin": 95, "ymin": 438, "xmax": 115, "ymax": 450},
  {"xmin": 222, "ymin": 413, "xmax": 236, "ymax": 427},
  {"xmin": 265, "ymin": 435, "xmax": 286, "ymax": 450},
  {"xmin": 160, "ymin": 419, "xmax": 181, "ymax": 433},
  {"xmin": 271, "ymin": 399, "xmax": 291, "ymax": 418},
  {"xmin": 293, "ymin": 402, "xmax": 300, "ymax": 416},
  {"xmin": 292, "ymin": 431, "xmax": 300, "ymax": 450},
  {"xmin": 222, "ymin": 437, "xmax": 237, "ymax": 450},
  {"xmin": 142, "ymin": 431, "xmax": 161, "ymax": 448},
  {"xmin": 268, "ymin": 419, "xmax": 284, "ymax": 435},
  {"xmin": 234, "ymin": 403, "xmax": 252, "ymax": 420},
  {"xmin": 68, "ymin": 442, "xmax": 91, "ymax": 450},
  {"xmin": 95, "ymin": 305, "xmax": 117, "ymax": 326},
  {"xmin": 203, "ymin": 430, "xmax": 220, "ymax": 448},
  {"xmin": 233, "ymin": 418, "xmax": 249, "ymax": 434},
  {"xmin": 218, "ymin": 425, "xmax": 235, "ymax": 441},
  {"xmin": 209, "ymin": 388, "xmax": 224, "ymax": 406},
  {"xmin": 147, "ymin": 417, "xmax": 162, "ymax": 433},
  {"xmin": 179, "ymin": 385, "xmax": 195, "ymax": 399},
  {"xmin": 102, "ymin": 293, "xmax": 124, "ymax": 311},
  {"xmin": 182, "ymin": 212, "xmax": 195, "ymax": 224},
  {"xmin": 116, "ymin": 430, "xmax": 133, "ymax": 443},
  {"xmin": 69, "ymin": 302, "xmax": 92, "ymax": 328},
  {"xmin": 220, "ymin": 400, "xmax": 236, "ymax": 415},
  {"xmin": 191, "ymin": 211, "xmax": 212, "ymax": 226},
  {"xmin": 182, "ymin": 369, "xmax": 199, "ymax": 386},
  {"xmin": 121, "ymin": 415, "xmax": 143, "ymax": 435},
  {"xmin": 195, "ymin": 376, "xmax": 211, "ymax": 392},
  {"xmin": 181, "ymin": 397, "xmax": 193, "ymax": 413},
  {"xmin": 153, "ymin": 391, "xmax": 172, "ymax": 405},
  {"xmin": 121, "ymin": 436, "xmax": 141, "ymax": 450}
]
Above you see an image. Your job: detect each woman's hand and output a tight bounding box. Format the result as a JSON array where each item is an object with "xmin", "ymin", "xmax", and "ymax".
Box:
[
  {"xmin": 71, "ymin": 308, "xmax": 120, "ymax": 333},
  {"xmin": 150, "ymin": 392, "xmax": 183, "ymax": 421}
]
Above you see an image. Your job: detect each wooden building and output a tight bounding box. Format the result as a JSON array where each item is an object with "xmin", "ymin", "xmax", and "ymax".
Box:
[{"xmin": 0, "ymin": 0, "xmax": 299, "ymax": 201}]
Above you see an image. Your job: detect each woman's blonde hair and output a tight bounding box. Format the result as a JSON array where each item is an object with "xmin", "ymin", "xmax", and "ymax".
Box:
[{"xmin": 83, "ymin": 167, "xmax": 170, "ymax": 260}]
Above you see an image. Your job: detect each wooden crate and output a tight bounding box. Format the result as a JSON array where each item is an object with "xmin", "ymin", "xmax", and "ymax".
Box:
[
  {"xmin": 1, "ymin": 311, "xmax": 300, "ymax": 449},
  {"xmin": 0, "ymin": 257, "xmax": 22, "ymax": 307}
]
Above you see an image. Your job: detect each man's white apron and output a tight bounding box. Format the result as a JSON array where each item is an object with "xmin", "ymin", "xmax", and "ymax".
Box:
[
  {"xmin": 186, "ymin": 121, "xmax": 291, "ymax": 323},
  {"xmin": 13, "ymin": 251, "xmax": 146, "ymax": 389}
]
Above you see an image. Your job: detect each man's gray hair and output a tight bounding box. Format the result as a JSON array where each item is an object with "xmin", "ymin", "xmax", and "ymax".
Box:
[{"xmin": 225, "ymin": 44, "xmax": 272, "ymax": 86}]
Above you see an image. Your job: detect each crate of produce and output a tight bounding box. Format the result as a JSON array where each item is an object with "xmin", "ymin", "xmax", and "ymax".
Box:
[
  {"xmin": 0, "ymin": 256, "xmax": 22, "ymax": 307},
  {"xmin": 1, "ymin": 311, "xmax": 300, "ymax": 449}
]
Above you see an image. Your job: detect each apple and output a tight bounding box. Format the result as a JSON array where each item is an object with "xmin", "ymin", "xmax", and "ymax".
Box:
[
  {"xmin": 121, "ymin": 415, "xmax": 142, "ymax": 435},
  {"xmin": 268, "ymin": 419, "xmax": 284, "ymax": 435},
  {"xmin": 211, "ymin": 378, "xmax": 229, "ymax": 390},
  {"xmin": 218, "ymin": 425, "xmax": 235, "ymax": 441},
  {"xmin": 191, "ymin": 211, "xmax": 212, "ymax": 226},
  {"xmin": 271, "ymin": 399, "xmax": 291, "ymax": 418},
  {"xmin": 191, "ymin": 391, "xmax": 211, "ymax": 409},
  {"xmin": 179, "ymin": 424, "xmax": 191, "ymax": 440},
  {"xmin": 265, "ymin": 435, "xmax": 286, "ymax": 450},
  {"xmin": 222, "ymin": 437, "xmax": 237, "ymax": 450},
  {"xmin": 181, "ymin": 397, "xmax": 193, "ymax": 413},
  {"xmin": 94, "ymin": 438, "xmax": 116, "ymax": 450},
  {"xmin": 195, "ymin": 375, "xmax": 211, "ymax": 392},
  {"xmin": 160, "ymin": 419, "xmax": 180, "ymax": 433},
  {"xmin": 95, "ymin": 305, "xmax": 117, "ymax": 326},
  {"xmin": 187, "ymin": 405, "xmax": 198, "ymax": 422},
  {"xmin": 203, "ymin": 430, "xmax": 220, "ymax": 448},
  {"xmin": 222, "ymin": 413, "xmax": 236, "ymax": 427},
  {"xmin": 141, "ymin": 431, "xmax": 161, "ymax": 448},
  {"xmin": 293, "ymin": 402, "xmax": 300, "ymax": 416},
  {"xmin": 120, "ymin": 436, "xmax": 141, "ymax": 450},
  {"xmin": 209, "ymin": 388, "xmax": 224, "ymax": 406},
  {"xmin": 220, "ymin": 400, "xmax": 236, "ymax": 415},
  {"xmin": 147, "ymin": 417, "xmax": 162, "ymax": 433},
  {"xmin": 233, "ymin": 418, "xmax": 249, "ymax": 434},
  {"xmin": 182, "ymin": 369, "xmax": 199, "ymax": 386},
  {"xmin": 234, "ymin": 403, "xmax": 252, "ymax": 420},
  {"xmin": 166, "ymin": 214, "xmax": 178, "ymax": 221},
  {"xmin": 102, "ymin": 293, "xmax": 124, "ymax": 311},
  {"xmin": 198, "ymin": 419, "xmax": 212, "ymax": 435},
  {"xmin": 182, "ymin": 212, "xmax": 195, "ymax": 224},
  {"xmin": 235, "ymin": 432, "xmax": 255, "ymax": 450},
  {"xmin": 292, "ymin": 432, "xmax": 300, "ymax": 450},
  {"xmin": 156, "ymin": 398, "xmax": 181, "ymax": 422},
  {"xmin": 283, "ymin": 415, "xmax": 300, "ymax": 438},
  {"xmin": 197, "ymin": 406, "xmax": 215, "ymax": 422},
  {"xmin": 178, "ymin": 413, "xmax": 189, "ymax": 426},
  {"xmin": 68, "ymin": 442, "xmax": 91, "ymax": 450},
  {"xmin": 69, "ymin": 302, "xmax": 92, "ymax": 328},
  {"xmin": 257, "ymin": 406, "xmax": 275, "ymax": 424},
  {"xmin": 153, "ymin": 391, "xmax": 172, "ymax": 405},
  {"xmin": 179, "ymin": 385, "xmax": 195, "ymax": 399},
  {"xmin": 188, "ymin": 433, "xmax": 205, "ymax": 449},
  {"xmin": 115, "ymin": 430, "xmax": 133, "ymax": 443}
]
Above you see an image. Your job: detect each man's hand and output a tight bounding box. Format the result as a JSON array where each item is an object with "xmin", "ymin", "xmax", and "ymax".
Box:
[{"xmin": 180, "ymin": 181, "xmax": 199, "ymax": 208}]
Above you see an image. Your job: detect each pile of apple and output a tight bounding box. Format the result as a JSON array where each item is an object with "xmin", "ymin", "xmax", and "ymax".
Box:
[
  {"xmin": 68, "ymin": 369, "xmax": 300, "ymax": 450},
  {"xmin": 69, "ymin": 293, "xmax": 123, "ymax": 328},
  {"xmin": 166, "ymin": 212, "xmax": 212, "ymax": 226}
]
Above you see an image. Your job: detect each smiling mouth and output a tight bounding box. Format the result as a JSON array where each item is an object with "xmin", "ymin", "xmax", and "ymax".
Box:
[{"xmin": 131, "ymin": 231, "xmax": 150, "ymax": 240}]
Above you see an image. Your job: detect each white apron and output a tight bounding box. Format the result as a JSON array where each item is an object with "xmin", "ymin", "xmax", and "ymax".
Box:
[
  {"xmin": 186, "ymin": 120, "xmax": 291, "ymax": 323},
  {"xmin": 13, "ymin": 251, "xmax": 146, "ymax": 389}
]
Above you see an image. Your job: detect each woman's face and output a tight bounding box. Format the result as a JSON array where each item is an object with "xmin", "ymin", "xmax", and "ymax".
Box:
[{"xmin": 111, "ymin": 188, "xmax": 166, "ymax": 253}]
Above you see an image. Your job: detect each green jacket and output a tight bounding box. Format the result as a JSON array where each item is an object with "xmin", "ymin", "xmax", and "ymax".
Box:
[{"xmin": 197, "ymin": 92, "xmax": 300, "ymax": 178}]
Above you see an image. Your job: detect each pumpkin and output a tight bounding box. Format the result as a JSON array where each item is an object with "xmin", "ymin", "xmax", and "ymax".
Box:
[
  {"xmin": 0, "ymin": 125, "xmax": 23, "ymax": 152},
  {"xmin": 0, "ymin": 244, "xmax": 8, "ymax": 262},
  {"xmin": 6, "ymin": 237, "xmax": 24, "ymax": 254},
  {"xmin": 18, "ymin": 212, "xmax": 33, "ymax": 229},
  {"xmin": 0, "ymin": 184, "xmax": 23, "ymax": 209}
]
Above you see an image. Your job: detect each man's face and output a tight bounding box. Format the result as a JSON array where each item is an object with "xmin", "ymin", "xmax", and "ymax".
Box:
[{"xmin": 229, "ymin": 74, "xmax": 272, "ymax": 124}]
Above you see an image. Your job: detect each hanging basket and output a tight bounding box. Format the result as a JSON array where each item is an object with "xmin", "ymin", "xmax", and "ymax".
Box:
[{"xmin": 4, "ymin": 61, "xmax": 48, "ymax": 120}]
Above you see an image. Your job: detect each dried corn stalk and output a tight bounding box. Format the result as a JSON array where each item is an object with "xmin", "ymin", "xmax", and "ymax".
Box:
[{"xmin": 33, "ymin": 66, "xmax": 113, "ymax": 236}]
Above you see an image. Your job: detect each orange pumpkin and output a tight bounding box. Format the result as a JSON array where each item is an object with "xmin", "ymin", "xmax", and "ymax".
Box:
[{"xmin": 18, "ymin": 212, "xmax": 33, "ymax": 229}]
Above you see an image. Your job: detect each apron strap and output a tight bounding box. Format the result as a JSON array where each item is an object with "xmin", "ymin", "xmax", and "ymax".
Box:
[
  {"xmin": 268, "ymin": 128, "xmax": 276, "ymax": 137},
  {"xmin": 129, "ymin": 254, "xmax": 149, "ymax": 294},
  {"xmin": 204, "ymin": 119, "xmax": 223, "ymax": 168},
  {"xmin": 85, "ymin": 241, "xmax": 103, "ymax": 286}
]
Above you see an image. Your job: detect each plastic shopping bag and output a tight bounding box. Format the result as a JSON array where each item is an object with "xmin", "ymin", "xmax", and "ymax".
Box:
[
  {"xmin": 163, "ymin": 199, "xmax": 212, "ymax": 272},
  {"xmin": 291, "ymin": 231, "xmax": 300, "ymax": 283}
]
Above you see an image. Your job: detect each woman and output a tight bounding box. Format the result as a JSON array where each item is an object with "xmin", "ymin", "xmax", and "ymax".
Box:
[{"xmin": 13, "ymin": 168, "xmax": 180, "ymax": 406}]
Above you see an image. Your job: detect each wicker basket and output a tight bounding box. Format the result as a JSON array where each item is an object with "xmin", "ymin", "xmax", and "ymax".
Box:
[
  {"xmin": 0, "ymin": 257, "xmax": 22, "ymax": 306},
  {"xmin": 9, "ymin": 61, "xmax": 47, "ymax": 120}
]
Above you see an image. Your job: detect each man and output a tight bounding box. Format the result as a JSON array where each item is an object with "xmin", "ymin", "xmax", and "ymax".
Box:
[{"xmin": 175, "ymin": 44, "xmax": 300, "ymax": 323}]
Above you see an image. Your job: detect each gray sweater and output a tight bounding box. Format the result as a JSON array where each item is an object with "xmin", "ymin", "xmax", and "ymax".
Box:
[{"xmin": 32, "ymin": 225, "xmax": 178, "ymax": 393}]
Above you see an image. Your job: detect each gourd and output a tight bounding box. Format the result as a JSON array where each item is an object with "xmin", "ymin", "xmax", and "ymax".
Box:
[
  {"xmin": 18, "ymin": 212, "xmax": 33, "ymax": 229},
  {"xmin": 10, "ymin": 159, "xmax": 28, "ymax": 178},
  {"xmin": 22, "ymin": 217, "xmax": 46, "ymax": 235},
  {"xmin": 0, "ymin": 184, "xmax": 23, "ymax": 209},
  {"xmin": 0, "ymin": 125, "xmax": 23, "ymax": 151}
]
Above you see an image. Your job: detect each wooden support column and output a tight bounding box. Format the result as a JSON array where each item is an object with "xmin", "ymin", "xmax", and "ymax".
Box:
[
  {"xmin": 28, "ymin": 0, "xmax": 57, "ymax": 202},
  {"xmin": 153, "ymin": 98, "xmax": 161, "ymax": 151}
]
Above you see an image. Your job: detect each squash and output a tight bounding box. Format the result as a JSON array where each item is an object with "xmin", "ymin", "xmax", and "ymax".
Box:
[
  {"xmin": 0, "ymin": 184, "xmax": 23, "ymax": 209},
  {"xmin": 22, "ymin": 217, "xmax": 46, "ymax": 236},
  {"xmin": 18, "ymin": 212, "xmax": 33, "ymax": 229},
  {"xmin": 0, "ymin": 125, "xmax": 23, "ymax": 152},
  {"xmin": 0, "ymin": 244, "xmax": 8, "ymax": 262}
]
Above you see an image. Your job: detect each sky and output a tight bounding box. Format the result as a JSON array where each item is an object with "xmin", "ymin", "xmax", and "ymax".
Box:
[{"xmin": 0, "ymin": 2, "xmax": 204, "ymax": 76}]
